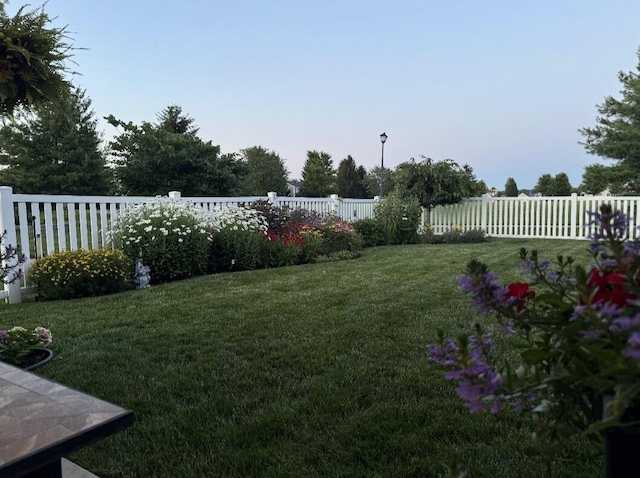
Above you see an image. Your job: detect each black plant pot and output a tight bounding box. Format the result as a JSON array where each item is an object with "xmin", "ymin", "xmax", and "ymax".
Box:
[{"xmin": 20, "ymin": 348, "xmax": 54, "ymax": 371}]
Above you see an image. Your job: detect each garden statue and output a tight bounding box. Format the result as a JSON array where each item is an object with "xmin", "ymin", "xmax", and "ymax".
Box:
[{"xmin": 134, "ymin": 257, "xmax": 151, "ymax": 289}]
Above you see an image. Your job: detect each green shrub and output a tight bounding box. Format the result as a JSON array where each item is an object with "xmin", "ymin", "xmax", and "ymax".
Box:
[
  {"xmin": 29, "ymin": 248, "xmax": 133, "ymax": 300},
  {"xmin": 259, "ymin": 231, "xmax": 305, "ymax": 268},
  {"xmin": 353, "ymin": 218, "xmax": 389, "ymax": 247},
  {"xmin": 374, "ymin": 193, "xmax": 422, "ymax": 245},
  {"xmin": 109, "ymin": 198, "xmax": 211, "ymax": 283},
  {"xmin": 321, "ymin": 220, "xmax": 363, "ymax": 255},
  {"xmin": 418, "ymin": 228, "xmax": 487, "ymax": 244},
  {"xmin": 209, "ymin": 229, "xmax": 264, "ymax": 272},
  {"xmin": 207, "ymin": 206, "xmax": 269, "ymax": 272}
]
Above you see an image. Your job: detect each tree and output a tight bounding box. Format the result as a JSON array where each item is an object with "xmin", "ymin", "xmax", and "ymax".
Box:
[
  {"xmin": 0, "ymin": 87, "xmax": 110, "ymax": 194},
  {"xmin": 534, "ymin": 173, "xmax": 572, "ymax": 196},
  {"xmin": 299, "ymin": 150, "xmax": 335, "ymax": 197},
  {"xmin": 393, "ymin": 157, "xmax": 483, "ymax": 222},
  {"xmin": 355, "ymin": 165, "xmax": 370, "ymax": 198},
  {"xmin": 552, "ymin": 172, "xmax": 572, "ymax": 196},
  {"xmin": 363, "ymin": 165, "xmax": 394, "ymax": 198},
  {"xmin": 156, "ymin": 104, "xmax": 199, "ymax": 136},
  {"xmin": 534, "ymin": 174, "xmax": 554, "ymax": 196},
  {"xmin": 336, "ymin": 155, "xmax": 363, "ymax": 198},
  {"xmin": 239, "ymin": 146, "xmax": 289, "ymax": 195},
  {"xmin": 580, "ymin": 163, "xmax": 640, "ymax": 195},
  {"xmin": 106, "ymin": 113, "xmax": 244, "ymax": 196},
  {"xmin": 580, "ymin": 47, "xmax": 640, "ymax": 172},
  {"xmin": 504, "ymin": 177, "xmax": 519, "ymax": 197},
  {"xmin": 0, "ymin": 2, "xmax": 74, "ymax": 115}
]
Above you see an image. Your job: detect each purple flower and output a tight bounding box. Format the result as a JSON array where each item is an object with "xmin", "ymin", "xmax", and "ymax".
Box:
[
  {"xmin": 610, "ymin": 314, "xmax": 640, "ymax": 333},
  {"xmin": 457, "ymin": 272, "xmax": 510, "ymax": 315},
  {"xmin": 623, "ymin": 331, "xmax": 640, "ymax": 364},
  {"xmin": 579, "ymin": 329, "xmax": 604, "ymax": 340},
  {"xmin": 427, "ymin": 339, "xmax": 459, "ymax": 367},
  {"xmin": 0, "ymin": 330, "xmax": 7, "ymax": 340}
]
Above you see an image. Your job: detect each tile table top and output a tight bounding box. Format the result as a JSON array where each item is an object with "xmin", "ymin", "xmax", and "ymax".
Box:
[{"xmin": 0, "ymin": 361, "xmax": 133, "ymax": 477}]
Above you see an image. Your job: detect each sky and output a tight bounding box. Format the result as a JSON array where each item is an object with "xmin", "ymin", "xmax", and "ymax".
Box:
[{"xmin": 19, "ymin": 0, "xmax": 640, "ymax": 190}]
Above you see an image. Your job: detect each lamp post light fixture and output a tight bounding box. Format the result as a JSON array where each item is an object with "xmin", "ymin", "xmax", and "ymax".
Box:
[{"xmin": 379, "ymin": 132, "xmax": 388, "ymax": 197}]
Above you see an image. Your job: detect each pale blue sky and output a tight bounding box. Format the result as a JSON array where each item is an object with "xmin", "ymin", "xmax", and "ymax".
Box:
[{"xmin": 27, "ymin": 1, "xmax": 640, "ymax": 189}]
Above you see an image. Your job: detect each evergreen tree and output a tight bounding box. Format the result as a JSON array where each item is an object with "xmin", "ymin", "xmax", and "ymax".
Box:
[
  {"xmin": 504, "ymin": 177, "xmax": 519, "ymax": 197},
  {"xmin": 534, "ymin": 174, "xmax": 554, "ymax": 196},
  {"xmin": 0, "ymin": 87, "xmax": 109, "ymax": 194},
  {"xmin": 240, "ymin": 146, "xmax": 289, "ymax": 195},
  {"xmin": 355, "ymin": 165, "xmax": 371, "ymax": 198},
  {"xmin": 106, "ymin": 111, "xmax": 244, "ymax": 196},
  {"xmin": 299, "ymin": 150, "xmax": 335, "ymax": 197},
  {"xmin": 580, "ymin": 47, "xmax": 640, "ymax": 172},
  {"xmin": 156, "ymin": 104, "xmax": 199, "ymax": 136},
  {"xmin": 336, "ymin": 155, "xmax": 361, "ymax": 198}
]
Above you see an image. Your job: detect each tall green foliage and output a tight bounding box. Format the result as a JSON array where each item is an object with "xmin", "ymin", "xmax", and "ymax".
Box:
[
  {"xmin": 580, "ymin": 47, "xmax": 640, "ymax": 173},
  {"xmin": 504, "ymin": 177, "xmax": 519, "ymax": 197},
  {"xmin": 580, "ymin": 163, "xmax": 638, "ymax": 195},
  {"xmin": 393, "ymin": 157, "xmax": 483, "ymax": 215},
  {"xmin": 0, "ymin": 87, "xmax": 109, "ymax": 194},
  {"xmin": 156, "ymin": 104, "xmax": 199, "ymax": 136},
  {"xmin": 299, "ymin": 150, "xmax": 335, "ymax": 197},
  {"xmin": 336, "ymin": 155, "xmax": 367, "ymax": 198},
  {"xmin": 106, "ymin": 112, "xmax": 244, "ymax": 196},
  {"xmin": 240, "ymin": 146, "xmax": 289, "ymax": 195},
  {"xmin": 534, "ymin": 173, "xmax": 572, "ymax": 196},
  {"xmin": 0, "ymin": 2, "xmax": 73, "ymax": 115}
]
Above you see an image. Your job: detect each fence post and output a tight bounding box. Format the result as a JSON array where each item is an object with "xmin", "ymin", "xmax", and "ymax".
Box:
[
  {"xmin": 0, "ymin": 187, "xmax": 20, "ymax": 304},
  {"xmin": 330, "ymin": 194, "xmax": 339, "ymax": 214},
  {"xmin": 168, "ymin": 191, "xmax": 182, "ymax": 200},
  {"xmin": 481, "ymin": 194, "xmax": 489, "ymax": 234},
  {"xmin": 570, "ymin": 193, "xmax": 577, "ymax": 239},
  {"xmin": 267, "ymin": 192, "xmax": 277, "ymax": 205}
]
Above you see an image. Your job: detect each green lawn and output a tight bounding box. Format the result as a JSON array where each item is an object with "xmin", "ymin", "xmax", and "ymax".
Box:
[{"xmin": 5, "ymin": 239, "xmax": 603, "ymax": 477}]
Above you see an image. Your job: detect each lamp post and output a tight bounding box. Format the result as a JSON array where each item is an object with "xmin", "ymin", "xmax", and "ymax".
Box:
[{"xmin": 379, "ymin": 132, "xmax": 388, "ymax": 197}]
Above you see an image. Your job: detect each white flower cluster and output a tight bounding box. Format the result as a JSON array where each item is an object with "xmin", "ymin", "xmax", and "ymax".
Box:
[
  {"xmin": 108, "ymin": 198, "xmax": 211, "ymax": 246},
  {"xmin": 207, "ymin": 205, "xmax": 268, "ymax": 233}
]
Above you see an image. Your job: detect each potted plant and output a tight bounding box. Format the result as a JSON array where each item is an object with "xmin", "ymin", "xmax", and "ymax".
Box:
[
  {"xmin": 0, "ymin": 326, "xmax": 53, "ymax": 370},
  {"xmin": 428, "ymin": 205, "xmax": 640, "ymax": 477}
]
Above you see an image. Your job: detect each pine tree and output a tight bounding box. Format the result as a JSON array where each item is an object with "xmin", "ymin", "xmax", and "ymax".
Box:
[
  {"xmin": 299, "ymin": 150, "xmax": 335, "ymax": 197},
  {"xmin": 156, "ymin": 105, "xmax": 199, "ymax": 136},
  {"xmin": 504, "ymin": 177, "xmax": 519, "ymax": 197},
  {"xmin": 0, "ymin": 87, "xmax": 110, "ymax": 194},
  {"xmin": 336, "ymin": 155, "xmax": 361, "ymax": 198}
]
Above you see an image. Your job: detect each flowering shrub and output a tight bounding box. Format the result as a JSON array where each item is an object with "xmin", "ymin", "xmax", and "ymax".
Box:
[
  {"xmin": 258, "ymin": 230, "xmax": 306, "ymax": 267},
  {"xmin": 427, "ymin": 205, "xmax": 640, "ymax": 445},
  {"xmin": 0, "ymin": 326, "xmax": 52, "ymax": 365},
  {"xmin": 320, "ymin": 219, "xmax": 363, "ymax": 254},
  {"xmin": 29, "ymin": 248, "xmax": 132, "ymax": 300},
  {"xmin": 108, "ymin": 198, "xmax": 211, "ymax": 283},
  {"xmin": 374, "ymin": 193, "xmax": 422, "ymax": 245},
  {"xmin": 208, "ymin": 205, "xmax": 268, "ymax": 233},
  {"xmin": 248, "ymin": 200, "xmax": 290, "ymax": 236},
  {"xmin": 207, "ymin": 206, "xmax": 268, "ymax": 272}
]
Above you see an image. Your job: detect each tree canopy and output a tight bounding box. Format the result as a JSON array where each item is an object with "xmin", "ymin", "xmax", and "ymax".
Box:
[
  {"xmin": 336, "ymin": 155, "xmax": 368, "ymax": 198},
  {"xmin": 106, "ymin": 112, "xmax": 244, "ymax": 196},
  {"xmin": 0, "ymin": 87, "xmax": 109, "ymax": 194},
  {"xmin": 534, "ymin": 173, "xmax": 572, "ymax": 196},
  {"xmin": 156, "ymin": 104, "xmax": 199, "ymax": 136},
  {"xmin": 504, "ymin": 177, "xmax": 519, "ymax": 197},
  {"xmin": 299, "ymin": 150, "xmax": 335, "ymax": 197},
  {"xmin": 580, "ymin": 163, "xmax": 638, "ymax": 195},
  {"xmin": 0, "ymin": 2, "xmax": 74, "ymax": 115},
  {"xmin": 393, "ymin": 157, "xmax": 484, "ymax": 211},
  {"xmin": 239, "ymin": 146, "xmax": 289, "ymax": 195},
  {"xmin": 580, "ymin": 47, "xmax": 640, "ymax": 172}
]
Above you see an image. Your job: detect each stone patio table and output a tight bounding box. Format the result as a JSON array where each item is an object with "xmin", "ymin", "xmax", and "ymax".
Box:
[{"xmin": 0, "ymin": 361, "xmax": 133, "ymax": 478}]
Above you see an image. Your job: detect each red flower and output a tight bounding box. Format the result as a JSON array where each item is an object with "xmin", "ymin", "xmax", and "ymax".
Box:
[
  {"xmin": 586, "ymin": 268, "xmax": 635, "ymax": 307},
  {"xmin": 505, "ymin": 282, "xmax": 535, "ymax": 312}
]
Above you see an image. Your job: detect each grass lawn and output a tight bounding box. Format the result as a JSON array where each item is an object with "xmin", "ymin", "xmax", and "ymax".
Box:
[{"xmin": 4, "ymin": 239, "xmax": 603, "ymax": 477}]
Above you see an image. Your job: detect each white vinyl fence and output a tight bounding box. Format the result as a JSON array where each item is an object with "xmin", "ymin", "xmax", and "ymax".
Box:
[
  {"xmin": 0, "ymin": 187, "xmax": 633, "ymax": 304},
  {"xmin": 0, "ymin": 187, "xmax": 377, "ymax": 303},
  {"xmin": 430, "ymin": 193, "xmax": 640, "ymax": 239}
]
